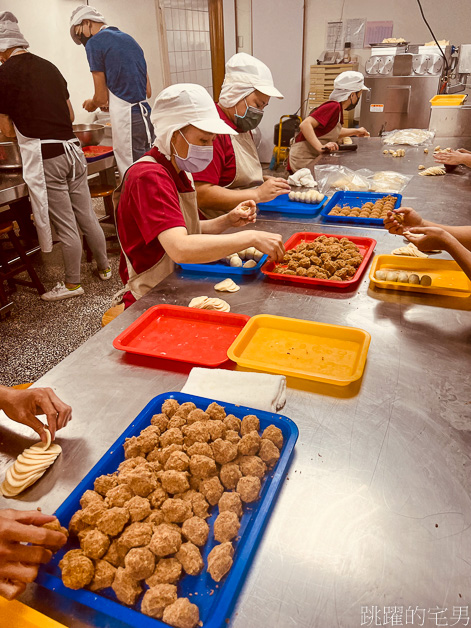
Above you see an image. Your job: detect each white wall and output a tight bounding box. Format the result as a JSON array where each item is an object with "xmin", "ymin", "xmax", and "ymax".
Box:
[
  {"xmin": 303, "ymin": 0, "xmax": 471, "ymax": 104},
  {"xmin": 235, "ymin": 0, "xmax": 252, "ymax": 54},
  {"xmin": 8, "ymin": 0, "xmax": 165, "ymax": 123},
  {"xmin": 223, "ymin": 0, "xmax": 236, "ymax": 61}
]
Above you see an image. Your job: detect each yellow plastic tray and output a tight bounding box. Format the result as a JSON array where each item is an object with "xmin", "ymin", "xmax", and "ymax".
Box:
[
  {"xmin": 227, "ymin": 314, "xmax": 371, "ymax": 386},
  {"xmin": 430, "ymin": 94, "xmax": 467, "ymax": 107},
  {"xmin": 369, "ymin": 255, "xmax": 471, "ymax": 297},
  {"xmin": 0, "ymin": 598, "xmax": 67, "ymax": 628}
]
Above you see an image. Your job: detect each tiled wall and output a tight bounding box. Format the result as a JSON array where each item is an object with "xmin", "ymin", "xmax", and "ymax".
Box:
[{"xmin": 163, "ymin": 0, "xmax": 213, "ymax": 96}]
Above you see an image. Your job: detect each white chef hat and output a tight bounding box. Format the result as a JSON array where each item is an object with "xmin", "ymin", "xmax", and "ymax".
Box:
[
  {"xmin": 218, "ymin": 52, "xmax": 283, "ymax": 108},
  {"xmin": 330, "ymin": 70, "xmax": 369, "ymax": 102},
  {"xmin": 0, "ymin": 12, "xmax": 29, "ymax": 52},
  {"xmin": 70, "ymin": 5, "xmax": 106, "ymax": 45},
  {"xmin": 151, "ymin": 84, "xmax": 237, "ymax": 157}
]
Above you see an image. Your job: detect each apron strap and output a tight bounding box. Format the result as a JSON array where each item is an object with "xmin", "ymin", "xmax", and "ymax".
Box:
[{"xmin": 138, "ymin": 102, "xmax": 153, "ymax": 146}]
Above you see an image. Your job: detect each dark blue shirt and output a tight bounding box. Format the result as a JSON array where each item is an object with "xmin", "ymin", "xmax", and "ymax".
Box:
[{"xmin": 85, "ymin": 27, "xmax": 148, "ymax": 106}]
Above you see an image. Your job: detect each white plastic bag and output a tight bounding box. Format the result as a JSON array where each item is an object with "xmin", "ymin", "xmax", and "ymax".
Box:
[
  {"xmin": 382, "ymin": 129, "xmax": 435, "ymax": 146},
  {"xmin": 368, "ymin": 170, "xmax": 413, "ymax": 193},
  {"xmin": 315, "ymin": 165, "xmax": 370, "ymax": 194}
]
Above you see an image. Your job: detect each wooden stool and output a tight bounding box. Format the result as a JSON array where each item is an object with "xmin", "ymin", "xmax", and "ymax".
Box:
[
  {"xmin": 84, "ymin": 183, "xmax": 118, "ymax": 262},
  {"xmin": 101, "ymin": 303, "xmax": 124, "ymax": 327},
  {"xmin": 0, "ymin": 222, "xmax": 45, "ymax": 306}
]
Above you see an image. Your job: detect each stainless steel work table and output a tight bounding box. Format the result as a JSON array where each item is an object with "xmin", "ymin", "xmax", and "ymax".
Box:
[{"xmin": 2, "ymin": 139, "xmax": 471, "ymax": 628}]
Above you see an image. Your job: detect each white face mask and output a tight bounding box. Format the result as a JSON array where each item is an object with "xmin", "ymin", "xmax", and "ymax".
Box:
[{"xmin": 172, "ymin": 130, "xmax": 214, "ymax": 173}]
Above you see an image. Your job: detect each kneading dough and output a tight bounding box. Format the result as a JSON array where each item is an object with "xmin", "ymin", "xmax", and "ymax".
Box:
[
  {"xmin": 1, "ymin": 429, "xmax": 61, "ymax": 497},
  {"xmin": 214, "ymin": 279, "xmax": 240, "ymax": 293}
]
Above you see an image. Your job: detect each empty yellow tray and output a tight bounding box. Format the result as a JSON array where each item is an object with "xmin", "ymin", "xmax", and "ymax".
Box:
[
  {"xmin": 369, "ymin": 255, "xmax": 471, "ymax": 297},
  {"xmin": 227, "ymin": 314, "xmax": 371, "ymax": 386},
  {"xmin": 0, "ymin": 598, "xmax": 67, "ymax": 628},
  {"xmin": 430, "ymin": 94, "xmax": 467, "ymax": 107}
]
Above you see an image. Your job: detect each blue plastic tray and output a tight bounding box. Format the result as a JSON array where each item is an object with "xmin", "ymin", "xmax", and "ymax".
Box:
[
  {"xmin": 37, "ymin": 392, "xmax": 298, "ymax": 628},
  {"xmin": 180, "ymin": 255, "xmax": 267, "ymax": 276},
  {"xmin": 258, "ymin": 192, "xmax": 327, "ymax": 215},
  {"xmin": 320, "ymin": 191, "xmax": 402, "ymax": 227}
]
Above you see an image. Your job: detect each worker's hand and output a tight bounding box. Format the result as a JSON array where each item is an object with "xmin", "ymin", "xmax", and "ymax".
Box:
[
  {"xmin": 354, "ymin": 127, "xmax": 370, "ymax": 137},
  {"xmin": 100, "ymin": 105, "xmax": 109, "ymax": 112},
  {"xmin": 0, "ymin": 510, "xmax": 67, "ymax": 600},
  {"xmin": 323, "ymin": 142, "xmax": 339, "ymax": 152},
  {"xmin": 458, "ymin": 148, "xmax": 471, "ymax": 154},
  {"xmin": 227, "ymin": 201, "xmax": 257, "ymax": 227},
  {"xmin": 383, "ymin": 207, "xmax": 424, "ymax": 235},
  {"xmin": 82, "ymin": 99, "xmax": 97, "ymax": 113},
  {"xmin": 0, "ymin": 386, "xmax": 72, "ymax": 443},
  {"xmin": 256, "ymin": 177, "xmax": 291, "ymax": 203},
  {"xmin": 404, "ymin": 226, "xmax": 453, "ymax": 252},
  {"xmin": 434, "ymin": 150, "xmax": 466, "ymax": 166},
  {"xmin": 250, "ymin": 231, "xmax": 285, "ymax": 262}
]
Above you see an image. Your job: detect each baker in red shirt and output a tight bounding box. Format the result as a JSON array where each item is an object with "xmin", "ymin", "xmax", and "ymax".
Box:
[
  {"xmin": 115, "ymin": 84, "xmax": 285, "ymax": 308},
  {"xmin": 288, "ymin": 71, "xmax": 371, "ymax": 173},
  {"xmin": 193, "ymin": 53, "xmax": 290, "ymax": 218}
]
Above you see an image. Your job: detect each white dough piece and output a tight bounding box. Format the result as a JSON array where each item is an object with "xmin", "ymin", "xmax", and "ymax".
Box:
[
  {"xmin": 375, "ymin": 270, "xmax": 387, "ymax": 281},
  {"xmin": 386, "ymin": 271, "xmax": 398, "ymax": 282},
  {"xmin": 253, "ymin": 249, "xmax": 263, "ymax": 262},
  {"xmin": 189, "ymin": 296, "xmax": 208, "ymax": 308},
  {"xmin": 397, "ymin": 271, "xmax": 409, "ymax": 283},
  {"xmin": 189, "ymin": 296, "xmax": 231, "ymax": 312},
  {"xmin": 230, "ymin": 256, "xmax": 243, "ymax": 267},
  {"xmin": 1, "ymin": 429, "xmax": 62, "ymax": 497},
  {"xmin": 392, "ymin": 242, "xmax": 428, "ymax": 258},
  {"xmin": 238, "ymin": 249, "xmax": 247, "ymax": 260},
  {"xmin": 245, "ymin": 247, "xmax": 256, "ymax": 260},
  {"xmin": 419, "ymin": 166, "xmax": 446, "ymax": 176},
  {"xmin": 214, "ymin": 278, "xmax": 240, "ymax": 293},
  {"xmin": 243, "ymin": 260, "xmax": 257, "ymax": 268}
]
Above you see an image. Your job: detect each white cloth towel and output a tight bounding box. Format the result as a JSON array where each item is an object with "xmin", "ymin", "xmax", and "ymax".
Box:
[
  {"xmin": 287, "ymin": 168, "xmax": 317, "ymax": 188},
  {"xmin": 181, "ymin": 368, "xmax": 286, "ymax": 413}
]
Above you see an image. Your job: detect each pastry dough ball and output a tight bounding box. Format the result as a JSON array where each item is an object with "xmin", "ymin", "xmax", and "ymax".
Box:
[
  {"xmin": 225, "ymin": 430, "xmax": 241, "ymax": 445},
  {"xmin": 253, "ymin": 249, "xmax": 264, "ymax": 262},
  {"xmin": 168, "ymin": 416, "xmax": 187, "ymax": 430},
  {"xmin": 230, "ymin": 256, "xmax": 243, "ymax": 267},
  {"xmin": 409, "ymin": 273, "xmax": 420, "ymax": 284},
  {"xmin": 181, "ymin": 516, "xmax": 209, "ymax": 546},
  {"xmin": 397, "ymin": 271, "xmax": 409, "ymax": 283},
  {"xmin": 80, "ymin": 529, "xmax": 110, "ymax": 560},
  {"xmin": 162, "ymin": 399, "xmax": 180, "ymax": 418},
  {"xmin": 182, "ymin": 491, "xmax": 210, "ymax": 519},
  {"xmin": 238, "ymin": 455, "xmax": 267, "ymax": 479},
  {"xmin": 386, "ymin": 271, "xmax": 398, "ymax": 282},
  {"xmin": 124, "ymin": 546, "xmax": 156, "ymax": 580},
  {"xmin": 184, "ymin": 421, "xmax": 211, "ymax": 446},
  {"xmin": 186, "ymin": 408, "xmax": 210, "ymax": 425},
  {"xmin": 160, "ymin": 427, "xmax": 184, "ymax": 449},
  {"xmin": 159, "ymin": 444, "xmax": 184, "ymax": 466},
  {"xmin": 112, "ymin": 567, "xmax": 142, "ymax": 606},
  {"xmin": 218, "ymin": 491, "xmax": 243, "ymax": 518},
  {"xmin": 207, "ymin": 542, "xmax": 234, "ymax": 582},
  {"xmin": 161, "ymin": 497, "xmax": 193, "ymax": 523},
  {"xmin": 160, "ymin": 470, "xmax": 190, "ymax": 494},
  {"xmin": 148, "ymin": 486, "xmax": 168, "ymax": 509},
  {"xmin": 60, "ymin": 550, "xmax": 95, "ymax": 590},
  {"xmin": 119, "ymin": 522, "xmax": 154, "ymax": 549},
  {"xmin": 89, "ymin": 559, "xmax": 116, "ymax": 592},
  {"xmin": 207, "ymin": 420, "xmax": 227, "ymax": 441},
  {"xmin": 219, "ymin": 462, "xmax": 242, "ymax": 489},
  {"xmin": 189, "ymin": 454, "xmax": 217, "ymax": 478},
  {"xmin": 420, "ymin": 274, "xmax": 432, "ymax": 286},
  {"xmin": 126, "ymin": 467, "xmax": 158, "ymax": 497},
  {"xmin": 258, "ymin": 439, "xmax": 281, "ymax": 468},
  {"xmin": 261, "ymin": 425, "xmax": 284, "ymax": 450},
  {"xmin": 123, "ymin": 436, "xmax": 144, "ymax": 459},
  {"xmin": 146, "ymin": 558, "xmax": 182, "ymax": 586},
  {"xmin": 237, "ymin": 431, "xmax": 261, "ymax": 456},
  {"xmin": 375, "ymin": 270, "xmax": 387, "ymax": 281},
  {"xmin": 199, "ymin": 476, "xmax": 224, "ymax": 505},
  {"xmin": 81, "ymin": 501, "xmax": 108, "ymax": 525},
  {"xmin": 80, "ymin": 489, "xmax": 104, "ymax": 509},
  {"xmin": 294, "ymin": 191, "xmax": 302, "ymax": 201},
  {"xmin": 176, "ymin": 541, "xmax": 204, "ymax": 575},
  {"xmin": 214, "ymin": 511, "xmax": 240, "ymax": 543},
  {"xmin": 125, "ymin": 495, "xmax": 151, "ymax": 522},
  {"xmin": 206, "ymin": 402, "xmax": 226, "ymax": 420},
  {"xmin": 186, "ymin": 442, "xmax": 213, "ymax": 458},
  {"xmin": 289, "ymin": 191, "xmax": 295, "ymax": 200},
  {"xmin": 211, "ymin": 438, "xmax": 238, "ymax": 465},
  {"xmin": 165, "ymin": 451, "xmax": 190, "ymax": 472},
  {"xmin": 243, "ymin": 259, "xmax": 257, "ymax": 268},
  {"xmin": 162, "ymin": 598, "xmax": 200, "ymax": 628},
  {"xmin": 151, "ymin": 413, "xmax": 169, "ymax": 432},
  {"xmin": 174, "ymin": 402, "xmax": 197, "ymax": 419},
  {"xmin": 103, "ymin": 539, "xmax": 128, "ymax": 568},
  {"xmin": 237, "ymin": 475, "xmax": 261, "ymax": 503},
  {"xmin": 118, "ymin": 457, "xmax": 147, "ymax": 474},
  {"xmin": 141, "ymin": 583, "xmax": 178, "ymax": 619},
  {"xmin": 94, "ymin": 474, "xmax": 118, "ymax": 497},
  {"xmin": 245, "ymin": 247, "xmax": 256, "ymax": 259},
  {"xmin": 150, "ymin": 523, "xmax": 183, "ymax": 557},
  {"xmin": 145, "ymin": 510, "xmax": 165, "ymax": 527},
  {"xmin": 241, "ymin": 414, "xmax": 260, "ymax": 436}
]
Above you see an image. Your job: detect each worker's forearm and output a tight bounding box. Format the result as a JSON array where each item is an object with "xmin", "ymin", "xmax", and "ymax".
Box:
[
  {"xmin": 338, "ymin": 128, "xmax": 355, "ymax": 138},
  {"xmin": 443, "ymin": 235, "xmax": 471, "ymax": 281},
  {"xmin": 0, "ymin": 115, "xmax": 16, "ymax": 138},
  {"xmin": 200, "ymin": 214, "xmax": 232, "ymax": 235},
  {"xmin": 196, "ymin": 184, "xmax": 259, "ymax": 213},
  {"xmin": 421, "ymin": 222, "xmax": 471, "ymax": 249},
  {"xmin": 167, "ymin": 232, "xmax": 257, "ymax": 264},
  {"xmin": 300, "ymin": 124, "xmax": 324, "ymax": 152},
  {"xmin": 92, "ymin": 94, "xmax": 108, "ymax": 108}
]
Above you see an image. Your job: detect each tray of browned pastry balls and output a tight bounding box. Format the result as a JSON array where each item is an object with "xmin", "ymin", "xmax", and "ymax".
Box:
[
  {"xmin": 37, "ymin": 392, "xmax": 298, "ymax": 628},
  {"xmin": 320, "ymin": 191, "xmax": 402, "ymax": 226},
  {"xmin": 262, "ymin": 232, "xmax": 377, "ymax": 289}
]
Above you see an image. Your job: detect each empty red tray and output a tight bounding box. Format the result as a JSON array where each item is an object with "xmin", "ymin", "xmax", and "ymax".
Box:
[
  {"xmin": 261, "ymin": 232, "xmax": 376, "ymax": 289},
  {"xmin": 113, "ymin": 304, "xmax": 250, "ymax": 367}
]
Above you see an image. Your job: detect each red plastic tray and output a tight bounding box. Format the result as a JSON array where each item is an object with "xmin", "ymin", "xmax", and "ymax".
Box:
[
  {"xmin": 261, "ymin": 232, "xmax": 377, "ymax": 289},
  {"xmin": 113, "ymin": 304, "xmax": 250, "ymax": 367},
  {"xmin": 82, "ymin": 145, "xmax": 114, "ymax": 162}
]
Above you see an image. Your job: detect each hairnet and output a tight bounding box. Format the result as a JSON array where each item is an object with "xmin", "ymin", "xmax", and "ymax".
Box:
[
  {"xmin": 219, "ymin": 52, "xmax": 283, "ymax": 107},
  {"xmin": 0, "ymin": 12, "xmax": 29, "ymax": 52},
  {"xmin": 70, "ymin": 5, "xmax": 106, "ymax": 45}
]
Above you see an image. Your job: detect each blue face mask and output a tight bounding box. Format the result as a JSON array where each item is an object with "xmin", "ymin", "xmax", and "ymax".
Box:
[
  {"xmin": 172, "ymin": 130, "xmax": 214, "ymax": 173},
  {"xmin": 234, "ymin": 98, "xmax": 264, "ymax": 132}
]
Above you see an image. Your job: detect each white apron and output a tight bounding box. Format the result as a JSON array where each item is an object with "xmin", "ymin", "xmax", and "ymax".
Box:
[
  {"xmin": 114, "ymin": 156, "xmax": 201, "ymax": 301},
  {"xmin": 200, "ymin": 131, "xmax": 264, "ymax": 219},
  {"xmin": 14, "ymin": 125, "xmax": 83, "ymax": 253},
  {"xmin": 288, "ymin": 109, "xmax": 343, "ymax": 173},
  {"xmin": 108, "ymin": 90, "xmax": 153, "ymax": 179}
]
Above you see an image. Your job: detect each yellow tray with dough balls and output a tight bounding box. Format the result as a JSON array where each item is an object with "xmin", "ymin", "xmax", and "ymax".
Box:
[
  {"xmin": 227, "ymin": 314, "xmax": 371, "ymax": 385},
  {"xmin": 369, "ymin": 255, "xmax": 471, "ymax": 297}
]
